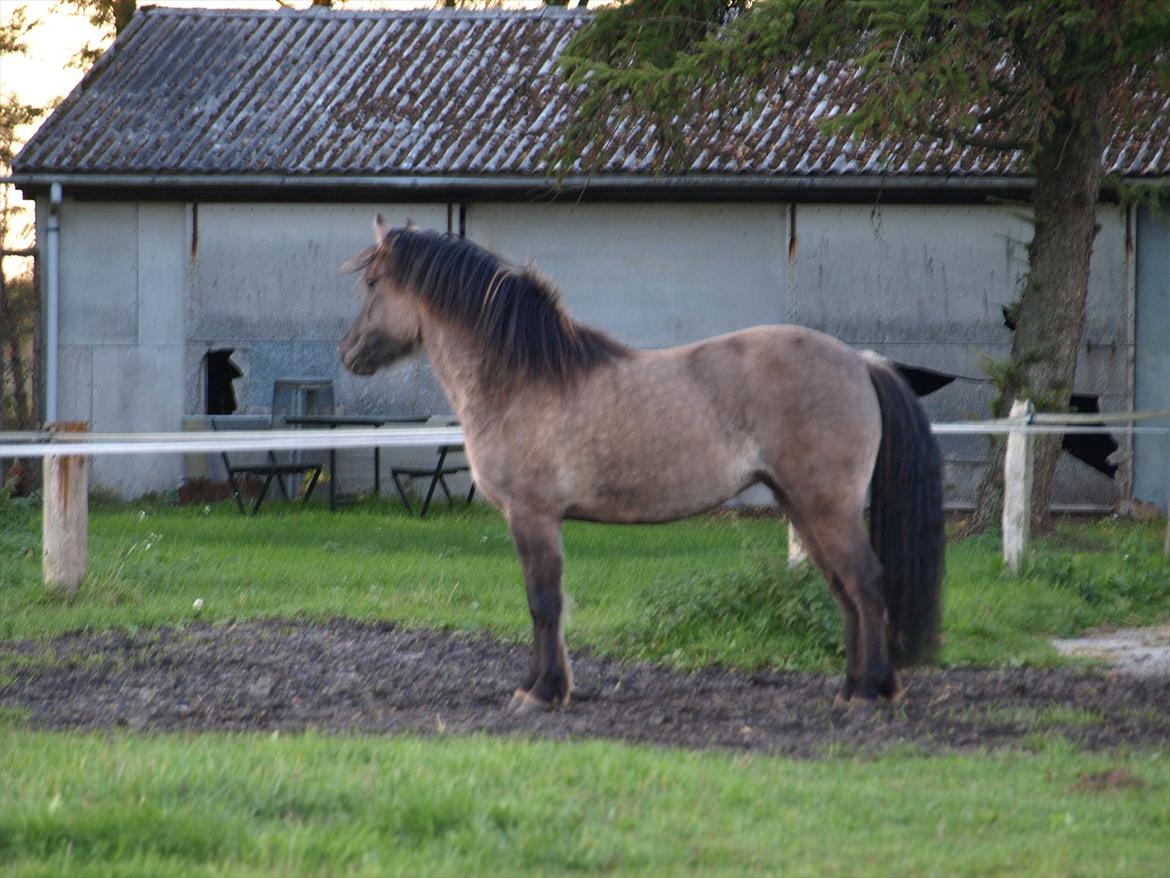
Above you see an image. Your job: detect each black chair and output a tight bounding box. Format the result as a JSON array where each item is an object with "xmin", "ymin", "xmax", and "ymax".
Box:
[
  {"xmin": 210, "ymin": 417, "xmax": 323, "ymax": 516},
  {"xmin": 390, "ymin": 418, "xmax": 475, "ymax": 516}
]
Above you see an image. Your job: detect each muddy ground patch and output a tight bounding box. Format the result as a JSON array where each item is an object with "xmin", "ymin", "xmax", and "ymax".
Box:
[{"xmin": 2, "ymin": 620, "xmax": 1166, "ymax": 757}]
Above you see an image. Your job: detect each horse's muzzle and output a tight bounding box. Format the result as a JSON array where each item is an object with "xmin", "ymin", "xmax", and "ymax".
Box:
[
  {"xmin": 338, "ymin": 343, "xmax": 377, "ymax": 375},
  {"xmin": 339, "ymin": 334, "xmax": 413, "ymax": 375}
]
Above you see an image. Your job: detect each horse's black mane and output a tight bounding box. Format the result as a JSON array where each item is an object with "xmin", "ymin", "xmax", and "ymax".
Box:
[{"xmin": 364, "ymin": 229, "xmax": 629, "ymax": 383}]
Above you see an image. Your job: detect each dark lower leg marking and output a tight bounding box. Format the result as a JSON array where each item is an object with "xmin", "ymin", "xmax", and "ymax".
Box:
[{"xmin": 508, "ymin": 512, "xmax": 571, "ymax": 709}]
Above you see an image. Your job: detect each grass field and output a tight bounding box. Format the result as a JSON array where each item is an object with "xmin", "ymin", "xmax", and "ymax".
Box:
[
  {"xmin": 2, "ymin": 729, "xmax": 1167, "ymax": 877},
  {"xmin": 1, "ymin": 494, "xmax": 1168, "ymax": 877},
  {"xmin": 1, "ymin": 497, "xmax": 1167, "ymax": 670}
]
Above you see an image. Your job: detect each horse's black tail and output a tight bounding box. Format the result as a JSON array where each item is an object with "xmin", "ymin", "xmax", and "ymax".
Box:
[{"xmin": 865, "ymin": 355, "xmax": 945, "ymax": 665}]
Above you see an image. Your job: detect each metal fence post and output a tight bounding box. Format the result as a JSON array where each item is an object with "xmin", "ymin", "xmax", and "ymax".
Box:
[
  {"xmin": 43, "ymin": 421, "xmax": 88, "ymax": 595},
  {"xmin": 1002, "ymin": 399, "xmax": 1035, "ymax": 574}
]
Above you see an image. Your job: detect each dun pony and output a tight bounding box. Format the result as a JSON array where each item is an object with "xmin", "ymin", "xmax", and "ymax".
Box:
[{"xmin": 341, "ymin": 217, "xmax": 944, "ymax": 711}]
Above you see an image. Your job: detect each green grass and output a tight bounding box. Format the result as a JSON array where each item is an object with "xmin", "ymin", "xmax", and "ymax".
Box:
[
  {"xmin": 940, "ymin": 521, "xmax": 1170, "ymax": 667},
  {"xmin": 0, "ymin": 729, "xmax": 1166, "ymax": 878},
  {"xmin": 1, "ymin": 495, "xmax": 1167, "ymax": 671}
]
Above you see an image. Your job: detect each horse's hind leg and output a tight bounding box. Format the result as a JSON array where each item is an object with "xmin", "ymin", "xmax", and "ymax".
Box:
[
  {"xmin": 506, "ymin": 510, "xmax": 572, "ymax": 712},
  {"xmin": 784, "ymin": 509, "xmax": 862, "ymax": 702},
  {"xmin": 797, "ymin": 505, "xmax": 899, "ymax": 703}
]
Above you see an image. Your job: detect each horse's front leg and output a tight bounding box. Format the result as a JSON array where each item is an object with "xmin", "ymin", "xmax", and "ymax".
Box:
[{"xmin": 506, "ymin": 511, "xmax": 572, "ymax": 713}]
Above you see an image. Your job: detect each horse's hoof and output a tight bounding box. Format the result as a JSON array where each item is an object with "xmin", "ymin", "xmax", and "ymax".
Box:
[
  {"xmin": 507, "ymin": 689, "xmax": 554, "ymax": 715},
  {"xmin": 833, "ymin": 690, "xmax": 852, "ymax": 708},
  {"xmin": 507, "ymin": 688, "xmax": 529, "ymax": 711},
  {"xmin": 837, "ymin": 694, "xmax": 879, "ymax": 716}
]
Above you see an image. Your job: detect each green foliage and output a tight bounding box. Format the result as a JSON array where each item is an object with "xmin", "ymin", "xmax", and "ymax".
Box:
[
  {"xmin": 0, "ymin": 3, "xmax": 34, "ymax": 57},
  {"xmin": 1109, "ymin": 175, "xmax": 1170, "ymax": 217},
  {"xmin": 622, "ymin": 539, "xmax": 843, "ymax": 670},
  {"xmin": 560, "ymin": 0, "xmax": 1170, "ymax": 174},
  {"xmin": 977, "ymin": 346, "xmax": 1064, "ymax": 418},
  {"xmin": 0, "ymin": 488, "xmax": 39, "ymax": 566},
  {"xmin": 1023, "ymin": 529, "xmax": 1170, "ymax": 633}
]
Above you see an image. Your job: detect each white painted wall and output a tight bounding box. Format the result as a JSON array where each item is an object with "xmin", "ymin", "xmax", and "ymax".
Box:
[
  {"xmin": 470, "ymin": 202, "xmax": 788, "ymax": 348},
  {"xmin": 56, "ymin": 198, "xmax": 187, "ymax": 496}
]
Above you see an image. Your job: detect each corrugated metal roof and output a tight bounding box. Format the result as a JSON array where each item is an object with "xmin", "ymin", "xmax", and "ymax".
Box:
[{"xmin": 12, "ymin": 6, "xmax": 1169, "ymax": 181}]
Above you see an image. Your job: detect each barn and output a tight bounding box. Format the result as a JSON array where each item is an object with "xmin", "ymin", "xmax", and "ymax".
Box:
[{"xmin": 10, "ymin": 6, "xmax": 1169, "ymax": 510}]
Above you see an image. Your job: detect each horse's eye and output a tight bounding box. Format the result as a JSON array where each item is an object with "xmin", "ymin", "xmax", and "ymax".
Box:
[{"xmin": 365, "ymin": 278, "xmax": 375, "ymax": 290}]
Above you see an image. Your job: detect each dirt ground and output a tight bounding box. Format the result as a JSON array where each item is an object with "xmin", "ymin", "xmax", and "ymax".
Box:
[{"xmin": 2, "ymin": 620, "xmax": 1167, "ymax": 757}]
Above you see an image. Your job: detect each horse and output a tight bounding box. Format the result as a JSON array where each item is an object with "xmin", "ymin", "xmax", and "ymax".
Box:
[{"xmin": 340, "ymin": 215, "xmax": 944, "ymax": 711}]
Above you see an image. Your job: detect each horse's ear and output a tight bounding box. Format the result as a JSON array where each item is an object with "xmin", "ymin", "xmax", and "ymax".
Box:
[
  {"xmin": 340, "ymin": 249, "xmax": 372, "ymax": 274},
  {"xmin": 373, "ymin": 213, "xmax": 391, "ymax": 244}
]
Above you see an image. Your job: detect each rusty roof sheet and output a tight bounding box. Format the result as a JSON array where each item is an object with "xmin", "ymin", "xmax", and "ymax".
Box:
[{"xmin": 12, "ymin": 6, "xmax": 1169, "ymax": 180}]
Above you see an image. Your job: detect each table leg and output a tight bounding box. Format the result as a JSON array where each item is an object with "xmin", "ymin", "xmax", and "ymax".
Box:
[{"xmin": 329, "ymin": 448, "xmax": 337, "ymax": 512}]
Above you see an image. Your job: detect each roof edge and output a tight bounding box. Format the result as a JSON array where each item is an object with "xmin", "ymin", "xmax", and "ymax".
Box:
[
  {"xmin": 8, "ymin": 172, "xmax": 1039, "ymax": 191},
  {"xmin": 136, "ymin": 5, "xmax": 590, "ymax": 21},
  {"xmin": 10, "ymin": 172, "xmax": 1165, "ymax": 202}
]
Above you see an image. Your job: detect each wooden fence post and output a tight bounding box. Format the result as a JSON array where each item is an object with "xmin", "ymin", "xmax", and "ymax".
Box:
[
  {"xmin": 1002, "ymin": 399, "xmax": 1034, "ymax": 574},
  {"xmin": 43, "ymin": 421, "xmax": 88, "ymax": 596}
]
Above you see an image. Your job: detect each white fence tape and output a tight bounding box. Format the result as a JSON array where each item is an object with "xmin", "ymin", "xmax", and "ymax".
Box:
[
  {"xmin": 1, "ymin": 419, "xmax": 1168, "ymax": 459},
  {"xmin": 1029, "ymin": 409, "xmax": 1169, "ymax": 424},
  {"xmin": 0, "ymin": 426, "xmax": 465, "ymax": 458}
]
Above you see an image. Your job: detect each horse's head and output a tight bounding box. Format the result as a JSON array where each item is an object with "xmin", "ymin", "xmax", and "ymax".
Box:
[{"xmin": 339, "ymin": 215, "xmax": 423, "ymax": 375}]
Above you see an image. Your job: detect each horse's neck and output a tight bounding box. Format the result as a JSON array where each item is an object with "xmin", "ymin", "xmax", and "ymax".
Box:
[{"xmin": 420, "ymin": 315, "xmax": 509, "ymax": 430}]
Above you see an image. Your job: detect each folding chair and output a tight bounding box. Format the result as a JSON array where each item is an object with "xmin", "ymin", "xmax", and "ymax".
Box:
[
  {"xmin": 390, "ymin": 418, "xmax": 475, "ymax": 516},
  {"xmin": 210, "ymin": 417, "xmax": 323, "ymax": 516}
]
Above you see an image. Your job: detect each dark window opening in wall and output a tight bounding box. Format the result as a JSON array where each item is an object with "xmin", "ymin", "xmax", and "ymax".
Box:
[{"xmin": 205, "ymin": 350, "xmax": 242, "ymax": 415}]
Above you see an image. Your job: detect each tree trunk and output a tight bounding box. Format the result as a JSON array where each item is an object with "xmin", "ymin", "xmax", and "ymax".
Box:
[
  {"xmin": 972, "ymin": 77, "xmax": 1109, "ymax": 534},
  {"xmin": 113, "ymin": 0, "xmax": 136, "ymax": 35}
]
